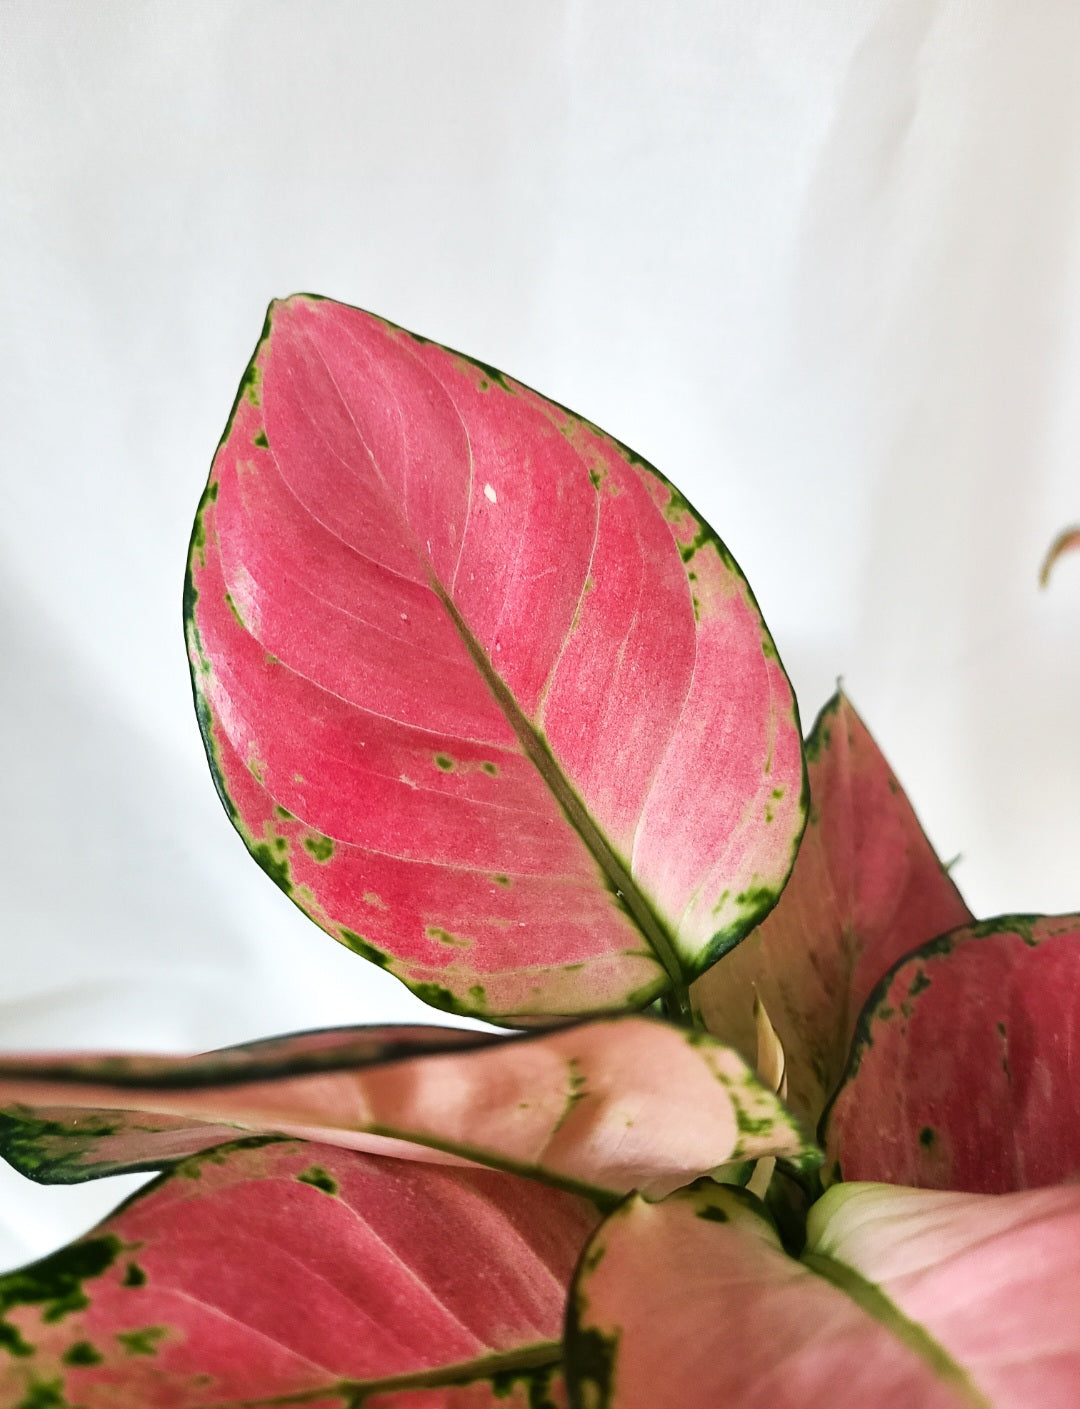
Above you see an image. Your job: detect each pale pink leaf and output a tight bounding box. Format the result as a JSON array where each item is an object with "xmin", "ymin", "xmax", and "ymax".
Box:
[
  {"xmin": 0, "ymin": 1017, "xmax": 819, "ymax": 1199},
  {"xmin": 807, "ymin": 1180, "xmax": 1080, "ymax": 1409},
  {"xmin": 566, "ymin": 1181, "xmax": 987, "ymax": 1408}
]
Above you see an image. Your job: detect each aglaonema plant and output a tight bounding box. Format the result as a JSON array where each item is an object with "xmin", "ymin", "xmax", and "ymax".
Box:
[{"xmin": 0, "ymin": 295, "xmax": 1077, "ymax": 1409}]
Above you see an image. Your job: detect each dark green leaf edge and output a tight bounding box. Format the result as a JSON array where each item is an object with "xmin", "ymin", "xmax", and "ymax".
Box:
[
  {"xmin": 0, "ymin": 1019, "xmax": 821, "ymax": 1204},
  {"xmin": 0, "ymin": 1024, "xmax": 507, "ymax": 1091},
  {"xmin": 563, "ymin": 1180, "xmax": 775, "ymax": 1409}
]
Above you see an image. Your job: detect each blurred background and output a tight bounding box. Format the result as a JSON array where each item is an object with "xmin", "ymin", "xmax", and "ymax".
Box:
[{"xmin": 1, "ymin": 0, "xmax": 1078, "ymax": 1269}]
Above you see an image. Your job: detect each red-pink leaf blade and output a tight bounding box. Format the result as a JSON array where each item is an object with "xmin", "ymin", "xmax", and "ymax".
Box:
[
  {"xmin": 187, "ymin": 296, "xmax": 803, "ymax": 1017},
  {"xmin": 0, "ymin": 1140, "xmax": 592, "ymax": 1408},
  {"xmin": 824, "ymin": 915, "xmax": 1080, "ymax": 1191}
]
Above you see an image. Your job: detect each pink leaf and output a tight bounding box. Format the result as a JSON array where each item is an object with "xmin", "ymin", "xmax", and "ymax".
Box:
[
  {"xmin": 823, "ymin": 914, "xmax": 1080, "ymax": 1191},
  {"xmin": 0, "ymin": 1139, "xmax": 594, "ymax": 1408},
  {"xmin": 0, "ymin": 1017, "xmax": 819, "ymax": 1199},
  {"xmin": 807, "ymin": 1180, "xmax": 1080, "ymax": 1409},
  {"xmin": 693, "ymin": 691, "xmax": 971, "ymax": 1127},
  {"xmin": 185, "ymin": 296, "xmax": 804, "ymax": 1019},
  {"xmin": 566, "ymin": 1181, "xmax": 982, "ymax": 1408},
  {"xmin": 567, "ymin": 1177, "xmax": 1080, "ymax": 1407}
]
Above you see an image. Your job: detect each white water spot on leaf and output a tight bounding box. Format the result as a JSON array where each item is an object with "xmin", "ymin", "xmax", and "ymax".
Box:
[{"xmin": 484, "ymin": 482, "xmax": 497, "ymax": 503}]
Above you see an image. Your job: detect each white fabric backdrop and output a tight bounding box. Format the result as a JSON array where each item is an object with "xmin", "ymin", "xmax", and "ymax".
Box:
[{"xmin": 1, "ymin": 0, "xmax": 1078, "ymax": 1270}]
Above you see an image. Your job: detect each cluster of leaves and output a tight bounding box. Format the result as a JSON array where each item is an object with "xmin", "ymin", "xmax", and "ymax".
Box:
[{"xmin": 1, "ymin": 296, "xmax": 1077, "ymax": 1408}]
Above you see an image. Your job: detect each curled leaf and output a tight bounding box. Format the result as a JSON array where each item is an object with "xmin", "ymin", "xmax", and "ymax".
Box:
[
  {"xmin": 0, "ymin": 1017, "xmax": 820, "ymax": 1202},
  {"xmin": 745, "ymin": 995, "xmax": 787, "ymax": 1199},
  {"xmin": 753, "ymin": 992, "xmax": 787, "ymax": 1101}
]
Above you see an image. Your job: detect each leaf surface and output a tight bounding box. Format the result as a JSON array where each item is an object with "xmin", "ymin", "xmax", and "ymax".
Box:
[
  {"xmin": 568, "ymin": 1178, "xmax": 1080, "ymax": 1407},
  {"xmin": 823, "ymin": 914, "xmax": 1080, "ymax": 1190},
  {"xmin": 565, "ymin": 1181, "xmax": 983, "ymax": 1409},
  {"xmin": 0, "ymin": 1017, "xmax": 819, "ymax": 1200},
  {"xmin": 185, "ymin": 295, "xmax": 803, "ymax": 1019},
  {"xmin": 692, "ymin": 692, "xmax": 971, "ymax": 1127},
  {"xmin": 0, "ymin": 1139, "xmax": 592, "ymax": 1408},
  {"xmin": 806, "ymin": 1180, "xmax": 1080, "ymax": 1409}
]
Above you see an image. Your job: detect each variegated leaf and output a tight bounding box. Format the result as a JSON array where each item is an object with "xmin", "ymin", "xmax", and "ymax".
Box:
[
  {"xmin": 0, "ymin": 1017, "xmax": 819, "ymax": 1201},
  {"xmin": 824, "ymin": 915, "xmax": 1080, "ymax": 1190},
  {"xmin": 0, "ymin": 1139, "xmax": 593, "ymax": 1408},
  {"xmin": 693, "ymin": 692, "xmax": 971, "ymax": 1128},
  {"xmin": 186, "ymin": 295, "xmax": 804, "ymax": 1020},
  {"xmin": 566, "ymin": 1177, "xmax": 1080, "ymax": 1407}
]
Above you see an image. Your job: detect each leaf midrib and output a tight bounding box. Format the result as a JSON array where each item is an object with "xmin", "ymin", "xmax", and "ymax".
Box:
[
  {"xmin": 210, "ymin": 1341, "xmax": 563, "ymax": 1407},
  {"xmin": 801, "ymin": 1250, "xmax": 990, "ymax": 1407},
  {"xmin": 430, "ymin": 580, "xmax": 688, "ymax": 1008},
  {"xmin": 304, "ymin": 321, "xmax": 688, "ymax": 1010}
]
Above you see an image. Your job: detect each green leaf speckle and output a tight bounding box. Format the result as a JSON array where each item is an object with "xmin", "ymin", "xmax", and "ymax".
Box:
[
  {"xmin": 302, "ymin": 833, "xmax": 334, "ymax": 863},
  {"xmin": 426, "ymin": 926, "xmax": 472, "ymax": 949},
  {"xmin": 14, "ymin": 1377, "xmax": 69, "ymax": 1409},
  {"xmin": 61, "ymin": 1341, "xmax": 102, "ymax": 1367},
  {"xmin": 296, "ymin": 1166, "xmax": 339, "ymax": 1196},
  {"xmin": 116, "ymin": 1325, "xmax": 167, "ymax": 1357},
  {"xmin": 566, "ymin": 1322, "xmax": 618, "ymax": 1409},
  {"xmin": 0, "ymin": 1110, "xmax": 119, "ymax": 1184}
]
